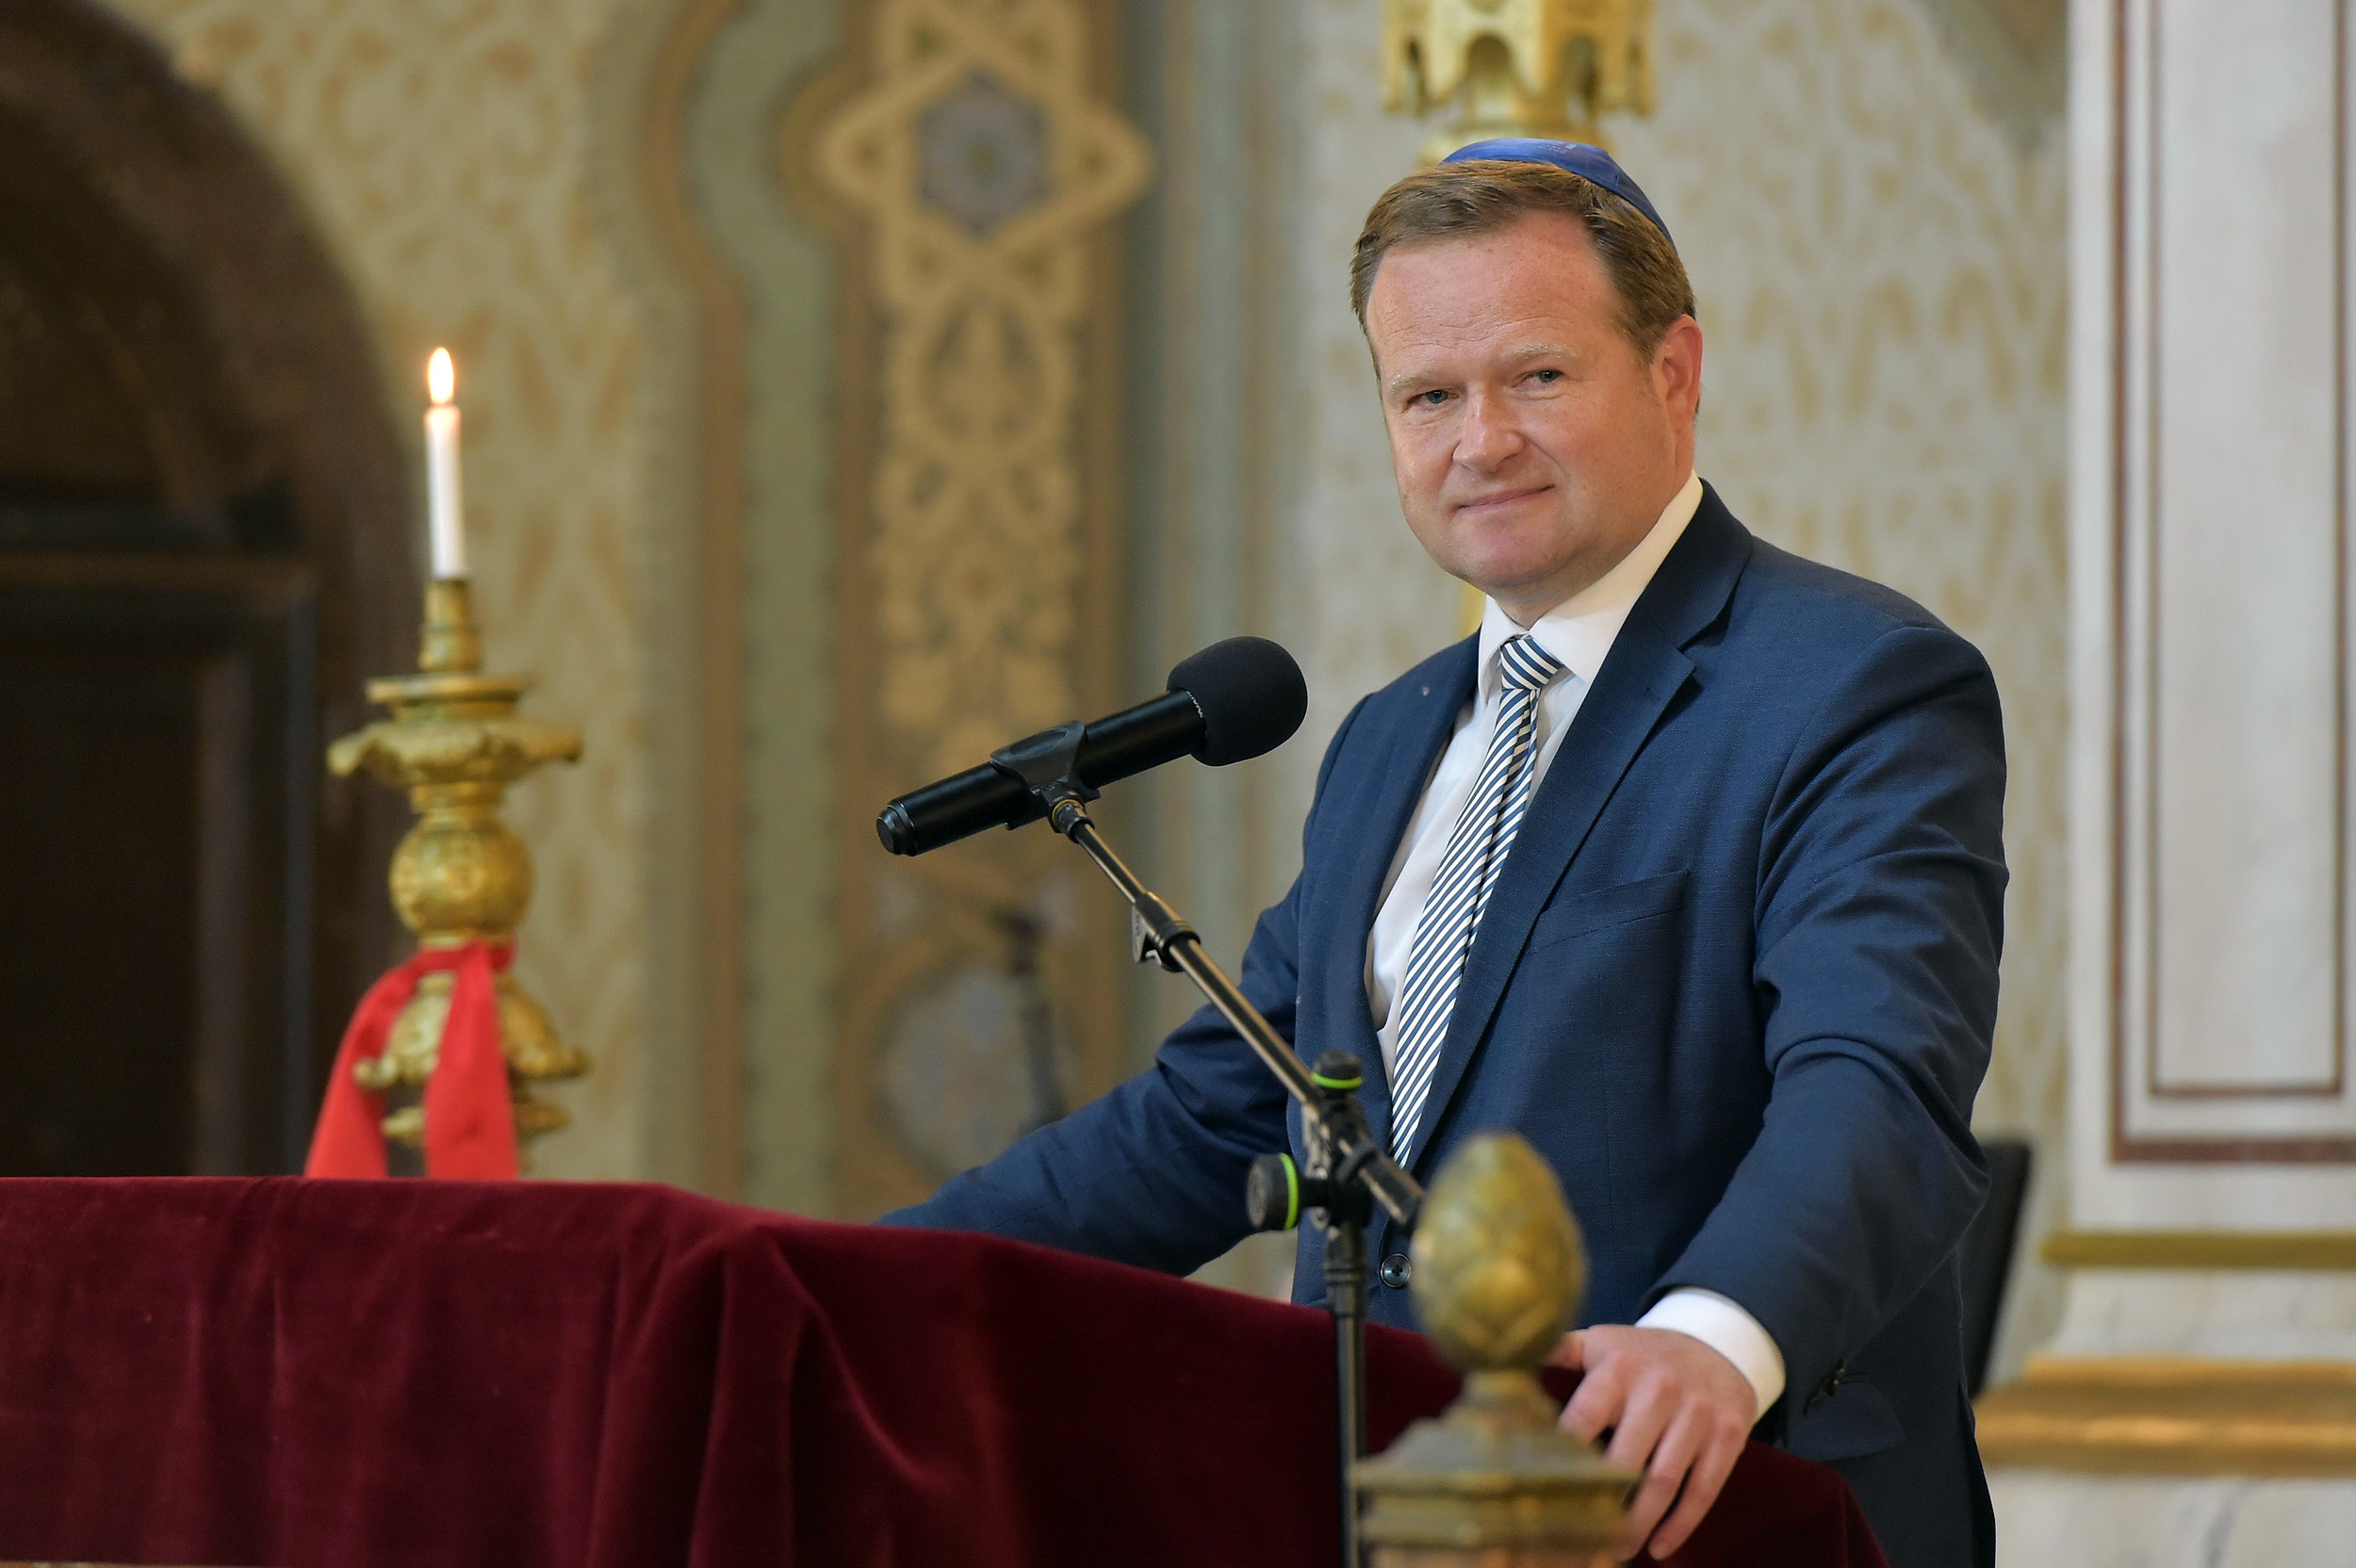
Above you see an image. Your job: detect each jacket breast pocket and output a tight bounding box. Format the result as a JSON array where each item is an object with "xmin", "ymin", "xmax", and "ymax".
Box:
[{"xmin": 1524, "ymin": 870, "xmax": 1690, "ymax": 956}]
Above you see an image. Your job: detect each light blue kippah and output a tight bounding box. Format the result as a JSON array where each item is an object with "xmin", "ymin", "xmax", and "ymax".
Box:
[{"xmin": 1440, "ymin": 138, "xmax": 1674, "ymax": 248}]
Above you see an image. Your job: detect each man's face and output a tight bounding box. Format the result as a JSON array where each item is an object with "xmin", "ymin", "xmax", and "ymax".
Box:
[{"xmin": 1364, "ymin": 211, "xmax": 1702, "ymax": 624}]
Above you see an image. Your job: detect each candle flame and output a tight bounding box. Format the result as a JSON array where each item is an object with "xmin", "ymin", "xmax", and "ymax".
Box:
[{"xmin": 427, "ymin": 347, "xmax": 455, "ymax": 406}]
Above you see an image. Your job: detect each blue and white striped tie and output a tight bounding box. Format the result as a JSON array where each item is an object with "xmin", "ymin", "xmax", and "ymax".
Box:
[{"xmin": 1387, "ymin": 632, "xmax": 1565, "ymax": 1160}]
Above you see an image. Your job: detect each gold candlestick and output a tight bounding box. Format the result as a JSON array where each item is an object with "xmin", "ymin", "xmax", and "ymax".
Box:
[
  {"xmin": 1355, "ymin": 1134, "xmax": 1636, "ymax": 1566},
  {"xmin": 326, "ymin": 579, "xmax": 587, "ymax": 1161}
]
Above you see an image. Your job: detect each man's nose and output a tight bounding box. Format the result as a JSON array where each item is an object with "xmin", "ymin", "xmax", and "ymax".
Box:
[{"xmin": 1452, "ymin": 391, "xmax": 1524, "ymax": 472}]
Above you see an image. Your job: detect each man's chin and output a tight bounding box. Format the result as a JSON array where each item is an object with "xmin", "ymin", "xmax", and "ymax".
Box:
[{"xmin": 1453, "ymin": 555, "xmax": 1567, "ymax": 603}]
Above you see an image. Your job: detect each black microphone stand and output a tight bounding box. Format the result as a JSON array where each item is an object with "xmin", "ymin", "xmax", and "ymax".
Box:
[{"xmin": 989, "ymin": 727, "xmax": 1423, "ymax": 1568}]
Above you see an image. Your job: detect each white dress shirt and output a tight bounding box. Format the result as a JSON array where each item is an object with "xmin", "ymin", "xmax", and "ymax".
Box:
[{"xmin": 1362, "ymin": 471, "xmax": 1786, "ymax": 1419}]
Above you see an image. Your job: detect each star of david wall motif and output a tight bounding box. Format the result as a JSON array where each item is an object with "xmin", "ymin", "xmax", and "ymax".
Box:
[
  {"xmin": 813, "ymin": 0, "xmax": 1150, "ymax": 779},
  {"xmin": 793, "ymin": 0, "xmax": 1150, "ymax": 1218}
]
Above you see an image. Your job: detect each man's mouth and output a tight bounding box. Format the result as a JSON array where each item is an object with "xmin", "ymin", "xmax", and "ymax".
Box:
[{"xmin": 1452, "ymin": 485, "xmax": 1551, "ymax": 517}]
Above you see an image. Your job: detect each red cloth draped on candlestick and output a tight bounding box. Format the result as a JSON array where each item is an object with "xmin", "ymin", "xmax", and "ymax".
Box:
[{"xmin": 303, "ymin": 940, "xmax": 518, "ymax": 1180}]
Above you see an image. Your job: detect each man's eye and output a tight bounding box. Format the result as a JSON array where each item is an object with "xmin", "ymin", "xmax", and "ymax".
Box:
[
  {"xmin": 1529, "ymin": 368, "xmax": 1562, "ymax": 384},
  {"xmin": 1413, "ymin": 389, "xmax": 1450, "ymax": 408}
]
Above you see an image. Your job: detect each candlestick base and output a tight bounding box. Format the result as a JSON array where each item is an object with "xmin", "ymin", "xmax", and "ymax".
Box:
[{"xmin": 328, "ymin": 577, "xmax": 586, "ymax": 1162}]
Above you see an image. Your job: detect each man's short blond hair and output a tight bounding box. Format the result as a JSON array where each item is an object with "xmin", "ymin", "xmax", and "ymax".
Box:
[{"xmin": 1350, "ymin": 160, "xmax": 1697, "ymax": 356}]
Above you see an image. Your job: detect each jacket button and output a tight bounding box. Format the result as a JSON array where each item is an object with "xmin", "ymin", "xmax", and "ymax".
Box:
[{"xmin": 1379, "ymin": 1253, "xmax": 1414, "ymax": 1289}]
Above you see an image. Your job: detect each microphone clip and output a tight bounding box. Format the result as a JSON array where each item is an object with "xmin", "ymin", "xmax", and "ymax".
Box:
[
  {"xmin": 1129, "ymin": 898, "xmax": 1196, "ymax": 973},
  {"xmin": 990, "ymin": 720, "xmax": 1099, "ymax": 823}
]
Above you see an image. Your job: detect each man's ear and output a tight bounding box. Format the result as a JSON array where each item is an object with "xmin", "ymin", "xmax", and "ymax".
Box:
[{"xmin": 1653, "ymin": 316, "xmax": 1705, "ymax": 422}]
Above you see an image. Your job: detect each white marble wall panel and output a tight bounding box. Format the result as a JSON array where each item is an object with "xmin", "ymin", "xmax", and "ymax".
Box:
[
  {"xmin": 2028, "ymin": 6, "xmax": 2356, "ymax": 1552},
  {"xmin": 1993, "ymin": 1476, "xmax": 2356, "ymax": 1567},
  {"xmin": 2107, "ymin": 0, "xmax": 2356, "ymax": 1147},
  {"xmin": 2049, "ymin": 1270, "xmax": 2356, "ymax": 1359},
  {"xmin": 2071, "ymin": 0, "xmax": 2356, "ymax": 1213}
]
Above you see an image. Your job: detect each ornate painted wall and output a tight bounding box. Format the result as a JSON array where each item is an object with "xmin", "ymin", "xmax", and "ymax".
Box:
[
  {"xmin": 90, "ymin": 7, "xmax": 2072, "ymax": 1353},
  {"xmin": 787, "ymin": 0, "xmax": 1153, "ymax": 1219}
]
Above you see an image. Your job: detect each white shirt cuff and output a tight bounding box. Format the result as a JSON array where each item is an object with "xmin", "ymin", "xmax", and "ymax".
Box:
[{"xmin": 1635, "ymin": 1287, "xmax": 1786, "ymax": 1421}]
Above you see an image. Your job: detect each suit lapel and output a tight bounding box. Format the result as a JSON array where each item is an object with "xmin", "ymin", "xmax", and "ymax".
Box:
[
  {"xmin": 1320, "ymin": 640, "xmax": 1477, "ymax": 1148},
  {"xmin": 1395, "ymin": 488, "xmax": 1755, "ymax": 1174}
]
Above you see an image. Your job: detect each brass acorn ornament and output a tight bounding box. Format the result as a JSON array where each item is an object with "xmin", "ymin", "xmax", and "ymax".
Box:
[{"xmin": 1355, "ymin": 1133, "xmax": 1635, "ymax": 1566}]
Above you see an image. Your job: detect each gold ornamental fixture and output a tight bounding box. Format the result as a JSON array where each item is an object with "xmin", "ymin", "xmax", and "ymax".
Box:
[
  {"xmin": 1382, "ymin": 0, "xmax": 1656, "ymax": 162},
  {"xmin": 1355, "ymin": 1133, "xmax": 1635, "ymax": 1566},
  {"xmin": 327, "ymin": 580, "xmax": 588, "ymax": 1156}
]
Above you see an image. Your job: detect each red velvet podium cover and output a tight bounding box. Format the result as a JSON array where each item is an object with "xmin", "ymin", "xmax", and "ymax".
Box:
[{"xmin": 0, "ymin": 1180, "xmax": 1885, "ymax": 1567}]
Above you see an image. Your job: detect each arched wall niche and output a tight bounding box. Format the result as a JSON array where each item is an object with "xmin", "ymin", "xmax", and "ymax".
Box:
[{"xmin": 0, "ymin": 0, "xmax": 415, "ymax": 1173}]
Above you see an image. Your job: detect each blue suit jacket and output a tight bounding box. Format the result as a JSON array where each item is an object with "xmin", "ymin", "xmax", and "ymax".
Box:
[{"xmin": 890, "ymin": 485, "xmax": 2004, "ymax": 1568}]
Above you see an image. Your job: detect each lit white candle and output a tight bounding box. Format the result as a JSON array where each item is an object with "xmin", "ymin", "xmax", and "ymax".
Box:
[{"xmin": 424, "ymin": 347, "xmax": 467, "ymax": 580}]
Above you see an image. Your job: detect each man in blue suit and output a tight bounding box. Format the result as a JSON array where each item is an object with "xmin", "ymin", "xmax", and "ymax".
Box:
[{"xmin": 889, "ymin": 142, "xmax": 2003, "ymax": 1568}]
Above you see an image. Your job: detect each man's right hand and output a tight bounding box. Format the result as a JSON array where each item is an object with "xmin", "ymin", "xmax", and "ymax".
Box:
[{"xmin": 1549, "ymin": 1325, "xmax": 1754, "ymax": 1561}]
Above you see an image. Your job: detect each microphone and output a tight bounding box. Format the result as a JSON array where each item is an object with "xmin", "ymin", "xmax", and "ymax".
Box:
[{"xmin": 876, "ymin": 636, "xmax": 1308, "ymax": 857}]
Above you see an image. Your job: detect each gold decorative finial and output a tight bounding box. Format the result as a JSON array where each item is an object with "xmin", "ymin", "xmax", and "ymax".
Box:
[
  {"xmin": 1412, "ymin": 1133, "xmax": 1586, "ymax": 1369},
  {"xmin": 326, "ymin": 578, "xmax": 588, "ymax": 1157},
  {"xmin": 1355, "ymin": 1133, "xmax": 1634, "ymax": 1564},
  {"xmin": 1382, "ymin": 0, "xmax": 1656, "ymax": 162}
]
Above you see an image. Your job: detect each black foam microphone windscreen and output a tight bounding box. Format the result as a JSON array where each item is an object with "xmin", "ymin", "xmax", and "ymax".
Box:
[{"xmin": 1170, "ymin": 635, "xmax": 1308, "ymax": 766}]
